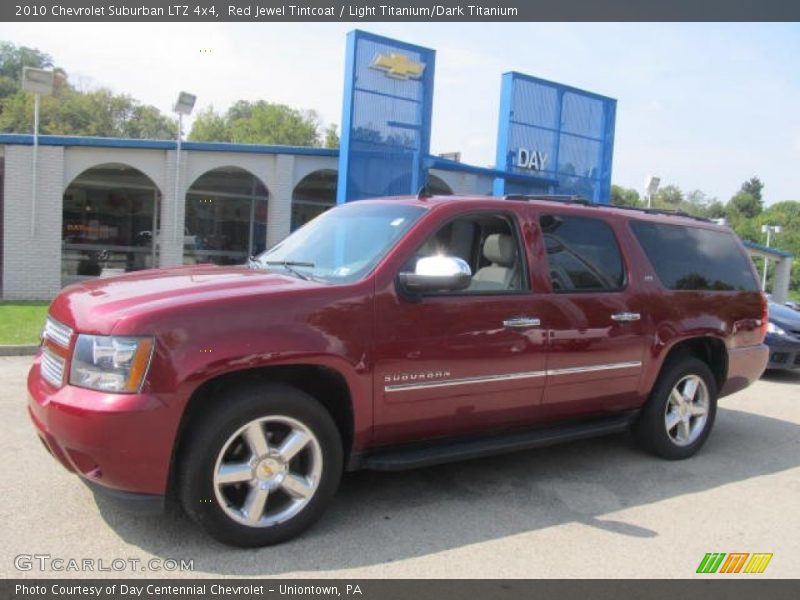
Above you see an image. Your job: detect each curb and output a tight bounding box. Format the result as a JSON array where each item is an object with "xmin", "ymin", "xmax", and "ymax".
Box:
[{"xmin": 0, "ymin": 345, "xmax": 39, "ymax": 357}]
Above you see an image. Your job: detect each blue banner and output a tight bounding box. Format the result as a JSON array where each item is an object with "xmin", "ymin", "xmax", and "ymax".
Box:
[
  {"xmin": 493, "ymin": 72, "xmax": 616, "ymax": 203},
  {"xmin": 337, "ymin": 30, "xmax": 436, "ymax": 203}
]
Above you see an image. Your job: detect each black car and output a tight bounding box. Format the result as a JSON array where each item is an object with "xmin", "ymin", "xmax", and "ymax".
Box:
[{"xmin": 765, "ymin": 302, "xmax": 800, "ymax": 370}]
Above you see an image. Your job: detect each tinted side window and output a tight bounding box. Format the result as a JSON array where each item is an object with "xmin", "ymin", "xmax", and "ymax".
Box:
[
  {"xmin": 540, "ymin": 215, "xmax": 625, "ymax": 292},
  {"xmin": 630, "ymin": 221, "xmax": 758, "ymax": 291}
]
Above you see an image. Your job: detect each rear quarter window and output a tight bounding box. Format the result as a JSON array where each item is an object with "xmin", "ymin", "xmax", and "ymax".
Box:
[{"xmin": 630, "ymin": 221, "xmax": 758, "ymax": 291}]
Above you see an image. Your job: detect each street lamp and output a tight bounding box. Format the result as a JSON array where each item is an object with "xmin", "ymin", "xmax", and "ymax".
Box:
[
  {"xmin": 22, "ymin": 67, "xmax": 55, "ymax": 236},
  {"xmin": 172, "ymin": 92, "xmax": 196, "ymax": 243},
  {"xmin": 760, "ymin": 224, "xmax": 782, "ymax": 291},
  {"xmin": 645, "ymin": 175, "xmax": 660, "ymax": 209}
]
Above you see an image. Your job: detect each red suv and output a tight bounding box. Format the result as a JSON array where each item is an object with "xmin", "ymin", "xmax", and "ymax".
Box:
[{"xmin": 28, "ymin": 195, "xmax": 769, "ymax": 546}]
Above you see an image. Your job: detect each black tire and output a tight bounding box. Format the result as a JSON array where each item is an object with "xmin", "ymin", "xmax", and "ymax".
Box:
[
  {"xmin": 633, "ymin": 354, "xmax": 718, "ymax": 460},
  {"xmin": 179, "ymin": 382, "xmax": 343, "ymax": 547}
]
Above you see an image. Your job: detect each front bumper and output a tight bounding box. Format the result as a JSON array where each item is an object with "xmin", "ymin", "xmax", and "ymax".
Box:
[
  {"xmin": 27, "ymin": 354, "xmax": 177, "ymax": 498},
  {"xmin": 765, "ymin": 335, "xmax": 800, "ymax": 370}
]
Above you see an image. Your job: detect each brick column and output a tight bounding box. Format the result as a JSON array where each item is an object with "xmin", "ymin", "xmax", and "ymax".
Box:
[
  {"xmin": 772, "ymin": 257, "xmax": 793, "ymax": 304},
  {"xmin": 159, "ymin": 149, "xmax": 188, "ymax": 267},
  {"xmin": 2, "ymin": 145, "xmax": 64, "ymax": 300},
  {"xmin": 266, "ymin": 154, "xmax": 295, "ymax": 249}
]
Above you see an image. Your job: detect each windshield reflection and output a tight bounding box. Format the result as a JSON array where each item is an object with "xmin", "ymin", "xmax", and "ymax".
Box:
[{"xmin": 256, "ymin": 202, "xmax": 426, "ymax": 283}]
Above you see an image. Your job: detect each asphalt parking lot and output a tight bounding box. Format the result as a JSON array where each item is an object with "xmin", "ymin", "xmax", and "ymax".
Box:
[{"xmin": 1, "ymin": 355, "xmax": 798, "ymax": 579}]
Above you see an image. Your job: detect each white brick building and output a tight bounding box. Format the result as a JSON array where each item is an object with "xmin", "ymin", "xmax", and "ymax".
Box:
[{"xmin": 0, "ymin": 134, "xmax": 493, "ymax": 300}]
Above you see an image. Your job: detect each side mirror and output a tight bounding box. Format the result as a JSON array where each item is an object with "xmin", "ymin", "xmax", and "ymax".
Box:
[{"xmin": 398, "ymin": 256, "xmax": 472, "ymax": 294}]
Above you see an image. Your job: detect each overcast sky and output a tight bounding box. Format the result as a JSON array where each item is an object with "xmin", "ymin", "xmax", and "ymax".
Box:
[{"xmin": 1, "ymin": 22, "xmax": 798, "ymax": 203}]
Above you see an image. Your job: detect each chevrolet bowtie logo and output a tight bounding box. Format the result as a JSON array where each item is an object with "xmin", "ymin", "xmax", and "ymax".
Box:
[{"xmin": 370, "ymin": 53, "xmax": 426, "ymax": 80}]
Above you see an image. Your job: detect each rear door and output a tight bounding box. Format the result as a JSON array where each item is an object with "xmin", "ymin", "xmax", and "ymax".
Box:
[{"xmin": 532, "ymin": 210, "xmax": 651, "ymax": 420}]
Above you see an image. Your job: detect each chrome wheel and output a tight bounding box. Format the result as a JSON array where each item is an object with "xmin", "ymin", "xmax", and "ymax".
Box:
[
  {"xmin": 213, "ymin": 416, "xmax": 323, "ymax": 528},
  {"xmin": 664, "ymin": 374, "xmax": 709, "ymax": 447}
]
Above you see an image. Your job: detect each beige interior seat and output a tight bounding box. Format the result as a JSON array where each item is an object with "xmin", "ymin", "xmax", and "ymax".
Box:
[{"xmin": 469, "ymin": 233, "xmax": 518, "ymax": 290}]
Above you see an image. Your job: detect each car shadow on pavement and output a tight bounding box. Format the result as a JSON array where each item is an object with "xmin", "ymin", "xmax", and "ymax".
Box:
[
  {"xmin": 761, "ymin": 369, "xmax": 800, "ymax": 384},
  {"xmin": 94, "ymin": 406, "xmax": 800, "ymax": 576}
]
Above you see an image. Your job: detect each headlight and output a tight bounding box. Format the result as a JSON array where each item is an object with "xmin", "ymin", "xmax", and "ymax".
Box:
[
  {"xmin": 767, "ymin": 322, "xmax": 787, "ymax": 336},
  {"xmin": 69, "ymin": 335, "xmax": 155, "ymax": 393}
]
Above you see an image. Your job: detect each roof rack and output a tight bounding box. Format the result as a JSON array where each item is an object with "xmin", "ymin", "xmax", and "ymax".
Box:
[
  {"xmin": 502, "ymin": 194, "xmax": 712, "ymax": 223},
  {"xmin": 503, "ymin": 194, "xmax": 590, "ymax": 205},
  {"xmin": 610, "ymin": 205, "xmax": 713, "ymax": 223}
]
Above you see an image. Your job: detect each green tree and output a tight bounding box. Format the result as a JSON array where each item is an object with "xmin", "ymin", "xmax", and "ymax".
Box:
[
  {"xmin": 740, "ymin": 176, "xmax": 764, "ymax": 203},
  {"xmin": 0, "ymin": 86, "xmax": 175, "ymax": 138},
  {"xmin": 121, "ymin": 103, "xmax": 177, "ymax": 139},
  {"xmin": 705, "ymin": 200, "xmax": 727, "ymax": 220},
  {"xmin": 187, "ymin": 106, "xmax": 229, "ymax": 141},
  {"xmin": 654, "ymin": 184, "xmax": 683, "ymax": 206},
  {"xmin": 728, "ymin": 199, "xmax": 800, "ymax": 293},
  {"xmin": 685, "ymin": 189, "xmax": 708, "ymax": 208},
  {"xmin": 765, "ymin": 200, "xmax": 800, "ymax": 220},
  {"xmin": 612, "ymin": 180, "xmax": 724, "ymax": 220},
  {"xmin": 323, "ymin": 123, "xmax": 339, "ymax": 149},
  {"xmin": 190, "ymin": 100, "xmax": 321, "ymax": 146},
  {"xmin": 726, "ymin": 177, "xmax": 765, "ymax": 219},
  {"xmin": 610, "ymin": 184, "xmax": 642, "ymax": 207},
  {"xmin": 727, "ymin": 191, "xmax": 762, "ymax": 219},
  {"xmin": 0, "ymin": 41, "xmax": 174, "ymax": 139},
  {"xmin": 0, "ymin": 41, "xmax": 55, "ymax": 102},
  {"xmin": 678, "ymin": 189, "xmax": 724, "ymax": 219}
]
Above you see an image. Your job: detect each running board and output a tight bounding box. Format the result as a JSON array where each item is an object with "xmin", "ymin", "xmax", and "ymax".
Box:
[{"xmin": 352, "ymin": 412, "xmax": 637, "ymax": 471}]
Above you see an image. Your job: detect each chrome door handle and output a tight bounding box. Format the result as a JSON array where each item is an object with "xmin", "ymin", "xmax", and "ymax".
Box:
[
  {"xmin": 611, "ymin": 312, "xmax": 641, "ymax": 322},
  {"xmin": 503, "ymin": 317, "xmax": 541, "ymax": 329}
]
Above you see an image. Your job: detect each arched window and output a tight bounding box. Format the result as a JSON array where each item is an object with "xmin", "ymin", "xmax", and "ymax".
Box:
[
  {"xmin": 426, "ymin": 173, "xmax": 453, "ymax": 195},
  {"xmin": 184, "ymin": 167, "xmax": 269, "ymax": 265},
  {"xmin": 62, "ymin": 163, "xmax": 159, "ymax": 285},
  {"xmin": 291, "ymin": 169, "xmax": 337, "ymax": 231}
]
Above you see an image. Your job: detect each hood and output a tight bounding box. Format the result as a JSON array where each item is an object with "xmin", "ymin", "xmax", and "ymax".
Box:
[
  {"xmin": 50, "ymin": 264, "xmax": 320, "ymax": 334},
  {"xmin": 768, "ymin": 302, "xmax": 800, "ymax": 333}
]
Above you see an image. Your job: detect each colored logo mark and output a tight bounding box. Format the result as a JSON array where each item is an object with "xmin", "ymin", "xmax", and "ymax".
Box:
[
  {"xmin": 370, "ymin": 53, "xmax": 426, "ymax": 80},
  {"xmin": 696, "ymin": 552, "xmax": 773, "ymax": 574}
]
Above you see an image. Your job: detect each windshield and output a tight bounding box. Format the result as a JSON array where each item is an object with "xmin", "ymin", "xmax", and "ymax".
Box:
[{"xmin": 256, "ymin": 202, "xmax": 426, "ymax": 283}]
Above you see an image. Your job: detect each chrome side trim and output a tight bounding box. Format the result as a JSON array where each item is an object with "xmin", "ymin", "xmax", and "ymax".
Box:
[
  {"xmin": 383, "ymin": 361, "xmax": 643, "ymax": 393},
  {"xmin": 547, "ymin": 360, "xmax": 643, "ymax": 376},
  {"xmin": 385, "ymin": 370, "xmax": 546, "ymax": 393}
]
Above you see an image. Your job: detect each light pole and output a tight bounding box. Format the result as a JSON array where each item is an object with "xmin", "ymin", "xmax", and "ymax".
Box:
[
  {"xmin": 172, "ymin": 92, "xmax": 196, "ymax": 246},
  {"xmin": 761, "ymin": 224, "xmax": 782, "ymax": 291},
  {"xmin": 21, "ymin": 67, "xmax": 55, "ymax": 236},
  {"xmin": 645, "ymin": 175, "xmax": 660, "ymax": 209}
]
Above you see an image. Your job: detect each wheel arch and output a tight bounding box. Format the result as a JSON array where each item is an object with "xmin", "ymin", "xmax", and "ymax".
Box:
[
  {"xmin": 657, "ymin": 336, "xmax": 728, "ymax": 392},
  {"xmin": 166, "ymin": 363, "xmax": 356, "ymax": 502}
]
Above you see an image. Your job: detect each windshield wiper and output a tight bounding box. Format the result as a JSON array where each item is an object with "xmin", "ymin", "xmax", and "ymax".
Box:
[{"xmin": 263, "ymin": 260, "xmax": 316, "ymax": 281}]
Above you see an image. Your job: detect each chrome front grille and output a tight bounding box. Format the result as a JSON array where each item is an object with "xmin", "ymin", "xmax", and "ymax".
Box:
[
  {"xmin": 43, "ymin": 317, "xmax": 73, "ymax": 348},
  {"xmin": 41, "ymin": 348, "xmax": 66, "ymax": 388}
]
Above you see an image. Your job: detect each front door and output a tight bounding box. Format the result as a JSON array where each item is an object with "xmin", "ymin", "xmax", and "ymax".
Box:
[{"xmin": 372, "ymin": 210, "xmax": 550, "ymax": 446}]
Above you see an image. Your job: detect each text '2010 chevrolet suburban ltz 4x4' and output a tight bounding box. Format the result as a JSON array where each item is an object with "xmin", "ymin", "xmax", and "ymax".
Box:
[{"xmin": 28, "ymin": 194, "xmax": 769, "ymax": 547}]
